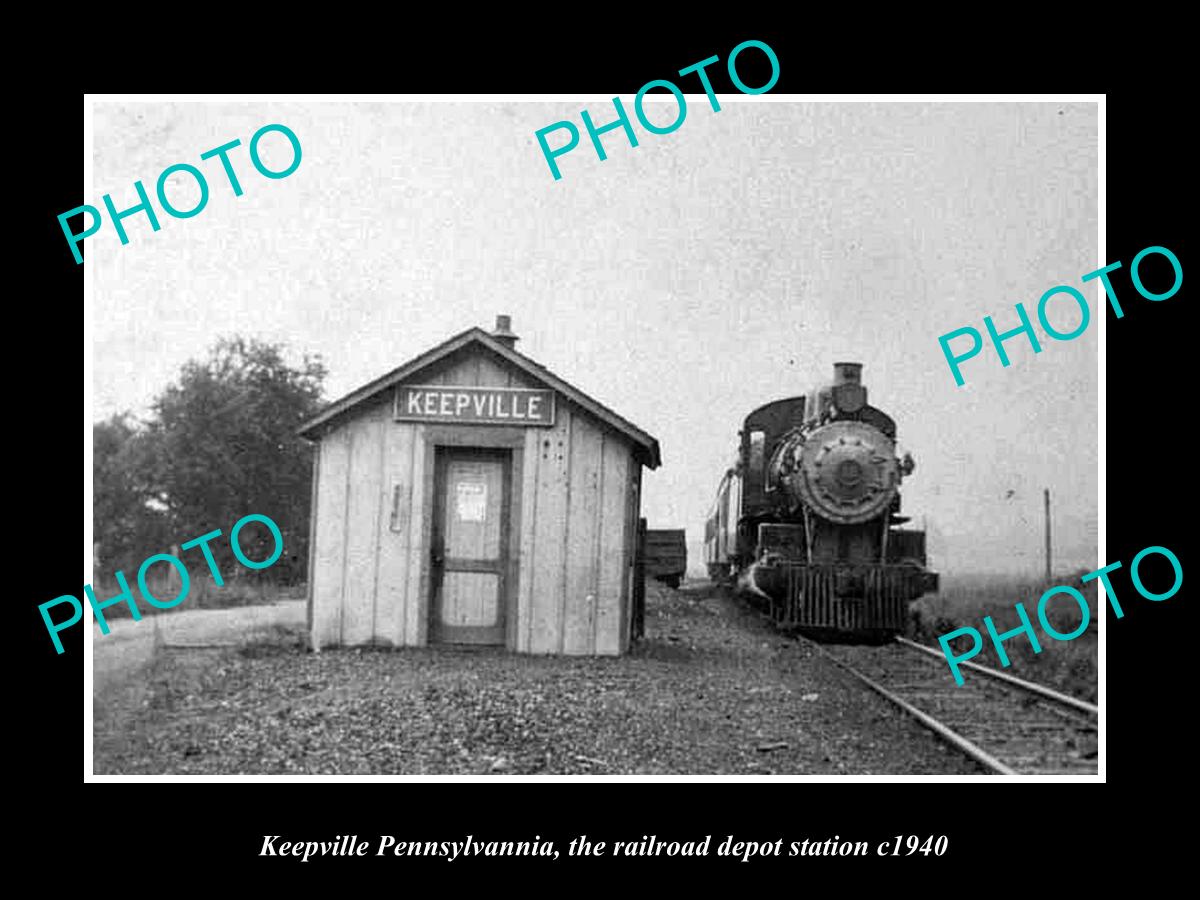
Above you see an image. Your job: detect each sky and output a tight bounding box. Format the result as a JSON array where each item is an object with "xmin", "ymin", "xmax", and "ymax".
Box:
[{"xmin": 91, "ymin": 100, "xmax": 1098, "ymax": 577}]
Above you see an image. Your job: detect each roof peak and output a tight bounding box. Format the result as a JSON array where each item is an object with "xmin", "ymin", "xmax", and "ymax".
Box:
[{"xmin": 297, "ymin": 326, "xmax": 660, "ymax": 468}]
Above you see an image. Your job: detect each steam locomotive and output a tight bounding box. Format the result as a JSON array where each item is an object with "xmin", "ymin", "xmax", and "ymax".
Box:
[{"xmin": 704, "ymin": 362, "xmax": 939, "ymax": 641}]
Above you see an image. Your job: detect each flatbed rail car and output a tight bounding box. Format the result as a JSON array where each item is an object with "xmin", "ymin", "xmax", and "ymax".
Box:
[{"xmin": 644, "ymin": 529, "xmax": 687, "ymax": 588}]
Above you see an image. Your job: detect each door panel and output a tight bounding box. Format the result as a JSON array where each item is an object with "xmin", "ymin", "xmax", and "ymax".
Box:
[
  {"xmin": 444, "ymin": 462, "xmax": 502, "ymax": 561},
  {"xmin": 431, "ymin": 449, "xmax": 510, "ymax": 645},
  {"xmin": 440, "ymin": 572, "xmax": 501, "ymax": 627}
]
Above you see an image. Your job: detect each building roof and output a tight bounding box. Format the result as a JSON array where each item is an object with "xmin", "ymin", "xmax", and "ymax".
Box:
[{"xmin": 297, "ymin": 327, "xmax": 662, "ymax": 469}]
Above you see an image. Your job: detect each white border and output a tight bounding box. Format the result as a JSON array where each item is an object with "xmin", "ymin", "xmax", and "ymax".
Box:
[
  {"xmin": 84, "ymin": 94, "xmax": 96, "ymax": 778},
  {"xmin": 83, "ymin": 92, "xmax": 1106, "ymax": 784}
]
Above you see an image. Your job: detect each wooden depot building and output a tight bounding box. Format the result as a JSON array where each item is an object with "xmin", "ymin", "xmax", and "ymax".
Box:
[{"xmin": 297, "ymin": 315, "xmax": 661, "ymax": 655}]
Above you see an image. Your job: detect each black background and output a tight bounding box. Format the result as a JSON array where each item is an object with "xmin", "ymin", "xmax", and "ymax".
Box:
[{"xmin": 20, "ymin": 26, "xmax": 1188, "ymax": 885}]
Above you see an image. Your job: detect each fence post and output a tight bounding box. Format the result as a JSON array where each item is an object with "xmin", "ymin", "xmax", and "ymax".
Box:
[{"xmin": 153, "ymin": 543, "xmax": 183, "ymax": 650}]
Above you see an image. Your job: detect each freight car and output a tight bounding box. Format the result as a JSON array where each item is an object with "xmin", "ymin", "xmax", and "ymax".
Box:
[
  {"xmin": 704, "ymin": 362, "xmax": 939, "ymax": 642},
  {"xmin": 644, "ymin": 529, "xmax": 687, "ymax": 588}
]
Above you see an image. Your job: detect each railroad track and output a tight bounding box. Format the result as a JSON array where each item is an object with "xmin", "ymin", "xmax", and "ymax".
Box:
[{"xmin": 805, "ymin": 635, "xmax": 1098, "ymax": 775}]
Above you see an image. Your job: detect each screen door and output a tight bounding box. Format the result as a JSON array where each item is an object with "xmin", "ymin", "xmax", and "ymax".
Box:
[{"xmin": 430, "ymin": 447, "xmax": 511, "ymax": 645}]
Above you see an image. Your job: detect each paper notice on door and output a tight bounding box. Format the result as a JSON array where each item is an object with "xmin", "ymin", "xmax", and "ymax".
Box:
[{"xmin": 456, "ymin": 481, "xmax": 487, "ymax": 522}]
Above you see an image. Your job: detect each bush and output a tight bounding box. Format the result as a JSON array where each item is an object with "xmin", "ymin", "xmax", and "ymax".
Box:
[{"xmin": 907, "ymin": 571, "xmax": 1097, "ymax": 703}]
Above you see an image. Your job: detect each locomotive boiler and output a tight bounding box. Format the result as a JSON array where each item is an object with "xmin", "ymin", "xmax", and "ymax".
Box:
[{"xmin": 704, "ymin": 362, "xmax": 939, "ymax": 641}]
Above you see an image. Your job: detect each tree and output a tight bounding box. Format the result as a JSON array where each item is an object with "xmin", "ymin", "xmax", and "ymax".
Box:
[
  {"xmin": 93, "ymin": 413, "xmax": 168, "ymax": 574},
  {"xmin": 145, "ymin": 337, "xmax": 327, "ymax": 583}
]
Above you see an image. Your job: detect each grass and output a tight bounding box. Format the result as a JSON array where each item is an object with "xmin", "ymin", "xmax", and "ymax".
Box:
[{"xmin": 907, "ymin": 571, "xmax": 1098, "ymax": 703}]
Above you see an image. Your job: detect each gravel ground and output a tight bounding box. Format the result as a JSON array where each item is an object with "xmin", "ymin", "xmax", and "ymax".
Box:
[{"xmin": 93, "ymin": 581, "xmax": 984, "ymax": 775}]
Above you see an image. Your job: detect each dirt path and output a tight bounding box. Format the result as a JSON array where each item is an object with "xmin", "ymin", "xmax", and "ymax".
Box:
[{"xmin": 92, "ymin": 601, "xmax": 306, "ymax": 696}]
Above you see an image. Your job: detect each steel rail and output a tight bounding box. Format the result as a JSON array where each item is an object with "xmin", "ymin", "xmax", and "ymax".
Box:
[
  {"xmin": 808, "ymin": 641, "xmax": 1019, "ymax": 776},
  {"xmin": 894, "ymin": 636, "xmax": 1098, "ymax": 716}
]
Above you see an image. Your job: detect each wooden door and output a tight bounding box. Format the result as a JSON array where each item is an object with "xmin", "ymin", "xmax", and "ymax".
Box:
[{"xmin": 430, "ymin": 447, "xmax": 511, "ymax": 645}]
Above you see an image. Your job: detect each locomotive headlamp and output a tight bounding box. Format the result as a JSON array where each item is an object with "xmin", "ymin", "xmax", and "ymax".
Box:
[{"xmin": 832, "ymin": 383, "xmax": 866, "ymax": 413}]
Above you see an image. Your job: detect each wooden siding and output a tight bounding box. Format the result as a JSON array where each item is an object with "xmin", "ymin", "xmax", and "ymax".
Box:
[
  {"xmin": 563, "ymin": 416, "xmax": 603, "ymax": 653},
  {"xmin": 596, "ymin": 438, "xmax": 631, "ymax": 654},
  {"xmin": 308, "ymin": 345, "xmax": 639, "ymax": 655},
  {"xmin": 342, "ymin": 407, "xmax": 383, "ymax": 645},
  {"xmin": 310, "ymin": 424, "xmax": 349, "ymax": 648}
]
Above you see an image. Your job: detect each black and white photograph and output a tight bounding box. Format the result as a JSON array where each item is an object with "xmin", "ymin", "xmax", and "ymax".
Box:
[{"xmin": 85, "ymin": 95, "xmax": 1103, "ymax": 778}]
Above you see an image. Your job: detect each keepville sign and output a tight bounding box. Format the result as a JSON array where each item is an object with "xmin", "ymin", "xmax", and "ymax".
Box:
[{"xmin": 394, "ymin": 385, "xmax": 556, "ymax": 427}]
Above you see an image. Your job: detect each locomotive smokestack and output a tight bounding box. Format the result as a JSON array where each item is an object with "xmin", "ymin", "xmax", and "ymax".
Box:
[
  {"xmin": 831, "ymin": 362, "xmax": 867, "ymax": 414},
  {"xmin": 833, "ymin": 362, "xmax": 862, "ymax": 386}
]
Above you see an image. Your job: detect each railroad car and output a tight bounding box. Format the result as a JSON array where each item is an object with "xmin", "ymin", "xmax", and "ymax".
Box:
[
  {"xmin": 644, "ymin": 529, "xmax": 687, "ymax": 588},
  {"xmin": 704, "ymin": 362, "xmax": 939, "ymax": 641}
]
